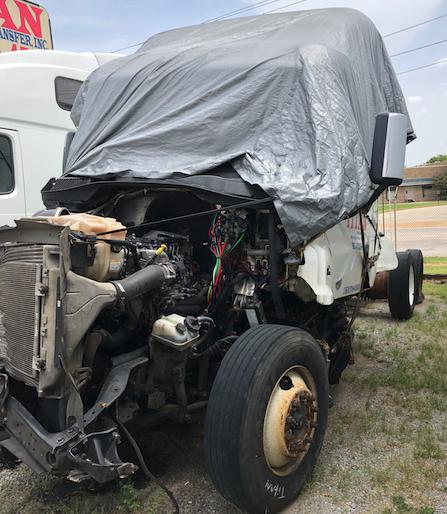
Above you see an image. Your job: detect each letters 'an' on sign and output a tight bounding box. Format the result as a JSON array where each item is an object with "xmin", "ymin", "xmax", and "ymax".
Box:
[{"xmin": 0, "ymin": 0, "xmax": 52, "ymax": 53}]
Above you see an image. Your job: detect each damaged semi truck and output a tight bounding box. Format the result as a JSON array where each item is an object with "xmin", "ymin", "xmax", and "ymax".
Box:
[{"xmin": 0, "ymin": 8, "xmax": 422, "ymax": 514}]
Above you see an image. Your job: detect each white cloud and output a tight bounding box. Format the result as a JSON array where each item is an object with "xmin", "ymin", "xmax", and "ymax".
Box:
[{"xmin": 407, "ymin": 95, "xmax": 423, "ymax": 104}]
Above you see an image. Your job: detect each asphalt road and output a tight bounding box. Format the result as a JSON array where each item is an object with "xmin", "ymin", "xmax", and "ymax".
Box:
[{"xmin": 381, "ymin": 205, "xmax": 447, "ymax": 257}]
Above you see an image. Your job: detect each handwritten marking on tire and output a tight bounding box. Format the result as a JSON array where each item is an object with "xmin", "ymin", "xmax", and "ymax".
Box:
[{"xmin": 265, "ymin": 479, "xmax": 286, "ymax": 499}]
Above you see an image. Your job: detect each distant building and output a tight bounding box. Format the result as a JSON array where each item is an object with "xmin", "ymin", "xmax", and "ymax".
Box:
[{"xmin": 386, "ymin": 163, "xmax": 447, "ymax": 202}]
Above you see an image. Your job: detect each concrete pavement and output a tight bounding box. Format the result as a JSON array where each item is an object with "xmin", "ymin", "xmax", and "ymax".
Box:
[{"xmin": 380, "ymin": 205, "xmax": 447, "ymax": 257}]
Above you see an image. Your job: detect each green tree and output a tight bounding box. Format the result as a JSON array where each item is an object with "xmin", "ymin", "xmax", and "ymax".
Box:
[
  {"xmin": 432, "ymin": 172, "xmax": 447, "ymax": 200},
  {"xmin": 426, "ymin": 154, "xmax": 447, "ymax": 164}
]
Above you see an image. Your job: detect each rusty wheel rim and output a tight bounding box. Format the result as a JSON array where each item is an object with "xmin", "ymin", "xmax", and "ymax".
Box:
[{"xmin": 263, "ymin": 366, "xmax": 318, "ymax": 476}]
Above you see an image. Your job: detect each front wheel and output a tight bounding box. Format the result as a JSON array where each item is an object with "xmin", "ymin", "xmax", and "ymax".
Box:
[{"xmin": 204, "ymin": 325, "xmax": 329, "ymax": 513}]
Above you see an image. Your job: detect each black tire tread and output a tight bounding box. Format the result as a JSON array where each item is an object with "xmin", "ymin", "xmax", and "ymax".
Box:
[
  {"xmin": 388, "ymin": 251, "xmax": 415, "ymax": 320},
  {"xmin": 204, "ymin": 324, "xmax": 327, "ymax": 512},
  {"xmin": 205, "ymin": 325, "xmax": 291, "ymax": 505},
  {"xmin": 406, "ymin": 248, "xmax": 424, "ymax": 304}
]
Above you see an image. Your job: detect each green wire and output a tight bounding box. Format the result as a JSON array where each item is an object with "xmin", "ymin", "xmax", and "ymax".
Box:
[
  {"xmin": 229, "ymin": 232, "xmax": 245, "ymax": 253},
  {"xmin": 208, "ymin": 220, "xmax": 246, "ymax": 303}
]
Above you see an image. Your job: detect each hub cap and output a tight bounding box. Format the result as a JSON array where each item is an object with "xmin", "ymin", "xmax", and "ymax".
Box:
[{"xmin": 263, "ymin": 367, "xmax": 318, "ymax": 476}]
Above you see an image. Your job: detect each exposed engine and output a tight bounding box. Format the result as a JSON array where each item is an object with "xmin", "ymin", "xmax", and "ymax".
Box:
[{"xmin": 0, "ymin": 197, "xmax": 351, "ymax": 484}]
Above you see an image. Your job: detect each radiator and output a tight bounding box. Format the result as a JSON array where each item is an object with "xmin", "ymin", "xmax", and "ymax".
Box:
[{"xmin": 0, "ymin": 245, "xmax": 43, "ymax": 384}]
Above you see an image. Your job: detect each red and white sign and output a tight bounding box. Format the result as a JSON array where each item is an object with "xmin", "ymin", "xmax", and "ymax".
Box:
[{"xmin": 0, "ymin": 0, "xmax": 52, "ymax": 53}]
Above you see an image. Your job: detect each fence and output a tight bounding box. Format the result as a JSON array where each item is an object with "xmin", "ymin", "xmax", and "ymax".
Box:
[{"xmin": 378, "ymin": 194, "xmax": 447, "ymax": 276}]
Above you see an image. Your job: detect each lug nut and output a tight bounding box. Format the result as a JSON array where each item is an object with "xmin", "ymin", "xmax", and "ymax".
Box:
[
  {"xmin": 286, "ymin": 415, "xmax": 298, "ymax": 427},
  {"xmin": 300, "ymin": 391, "xmax": 312, "ymax": 402}
]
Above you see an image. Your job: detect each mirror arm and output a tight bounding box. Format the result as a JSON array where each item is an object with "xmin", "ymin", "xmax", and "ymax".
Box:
[{"xmin": 360, "ymin": 184, "xmax": 388, "ymax": 213}]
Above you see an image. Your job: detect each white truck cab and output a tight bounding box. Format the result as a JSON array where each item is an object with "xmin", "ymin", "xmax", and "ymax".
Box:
[{"xmin": 0, "ymin": 50, "xmax": 119, "ymax": 225}]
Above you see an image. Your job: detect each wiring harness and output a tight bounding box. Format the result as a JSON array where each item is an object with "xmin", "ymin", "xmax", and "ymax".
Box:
[{"xmin": 207, "ymin": 211, "xmax": 245, "ymax": 304}]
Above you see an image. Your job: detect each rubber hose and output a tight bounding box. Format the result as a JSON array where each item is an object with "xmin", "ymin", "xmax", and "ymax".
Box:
[{"xmin": 112, "ymin": 265, "xmax": 165, "ymax": 301}]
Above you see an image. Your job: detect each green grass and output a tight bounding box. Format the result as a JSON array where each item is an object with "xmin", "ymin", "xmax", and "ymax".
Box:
[
  {"xmin": 118, "ymin": 480, "xmax": 141, "ymax": 513},
  {"xmin": 350, "ymin": 297, "xmax": 447, "ymax": 513},
  {"xmin": 413, "ymin": 428, "xmax": 444, "ymax": 460},
  {"xmin": 381, "ymin": 495, "xmax": 435, "ymax": 514},
  {"xmin": 423, "ymin": 281, "xmax": 447, "ymax": 300},
  {"xmin": 352, "ymin": 302, "xmax": 447, "ymax": 404},
  {"xmin": 380, "ymin": 201, "xmax": 447, "ymax": 213},
  {"xmin": 424, "ymin": 257, "xmax": 447, "ymax": 275}
]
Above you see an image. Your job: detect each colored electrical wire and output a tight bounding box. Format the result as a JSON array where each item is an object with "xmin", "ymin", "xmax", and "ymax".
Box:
[{"xmin": 207, "ymin": 213, "xmax": 245, "ymax": 304}]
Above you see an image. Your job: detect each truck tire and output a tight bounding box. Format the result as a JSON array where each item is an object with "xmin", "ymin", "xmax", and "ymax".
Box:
[
  {"xmin": 204, "ymin": 324, "xmax": 329, "ymax": 514},
  {"xmin": 406, "ymin": 249, "xmax": 424, "ymax": 304},
  {"xmin": 388, "ymin": 251, "xmax": 416, "ymax": 320}
]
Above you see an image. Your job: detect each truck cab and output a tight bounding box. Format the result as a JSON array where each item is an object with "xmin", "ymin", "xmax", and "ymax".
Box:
[
  {"xmin": 0, "ymin": 50, "xmax": 119, "ymax": 225},
  {"xmin": 0, "ymin": 10, "xmax": 424, "ymax": 514}
]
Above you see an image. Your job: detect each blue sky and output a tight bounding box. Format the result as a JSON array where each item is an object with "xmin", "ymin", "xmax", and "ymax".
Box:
[{"xmin": 42, "ymin": 0, "xmax": 447, "ymax": 166}]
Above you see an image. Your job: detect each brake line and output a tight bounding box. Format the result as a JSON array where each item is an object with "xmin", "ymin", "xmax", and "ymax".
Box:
[{"xmin": 115, "ymin": 413, "xmax": 180, "ymax": 514}]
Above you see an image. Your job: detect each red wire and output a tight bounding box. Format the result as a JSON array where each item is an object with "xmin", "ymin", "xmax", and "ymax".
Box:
[{"xmin": 209, "ymin": 213, "xmax": 231, "ymax": 302}]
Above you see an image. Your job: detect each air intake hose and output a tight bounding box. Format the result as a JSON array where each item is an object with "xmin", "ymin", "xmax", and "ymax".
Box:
[{"xmin": 112, "ymin": 265, "xmax": 165, "ymax": 301}]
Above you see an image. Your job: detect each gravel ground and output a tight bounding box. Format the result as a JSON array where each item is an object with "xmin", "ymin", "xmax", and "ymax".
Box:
[{"xmin": 0, "ymin": 293, "xmax": 445, "ymax": 514}]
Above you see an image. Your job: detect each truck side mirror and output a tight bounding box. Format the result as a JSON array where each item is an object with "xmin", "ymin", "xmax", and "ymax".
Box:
[{"xmin": 370, "ymin": 113, "xmax": 407, "ymax": 186}]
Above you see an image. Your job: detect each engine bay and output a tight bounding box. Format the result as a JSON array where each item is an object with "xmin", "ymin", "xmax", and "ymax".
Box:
[{"xmin": 0, "ymin": 189, "xmax": 353, "ymax": 484}]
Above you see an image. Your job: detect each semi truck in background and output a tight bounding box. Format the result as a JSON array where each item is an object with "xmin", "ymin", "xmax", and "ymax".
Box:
[
  {"xmin": 1, "ymin": 1, "xmax": 121, "ymax": 224},
  {"xmin": 0, "ymin": 50, "xmax": 120, "ymax": 225}
]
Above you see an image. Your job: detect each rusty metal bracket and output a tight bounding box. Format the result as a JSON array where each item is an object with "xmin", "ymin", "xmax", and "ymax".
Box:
[
  {"xmin": 83, "ymin": 355, "xmax": 148, "ymax": 427},
  {"xmin": 67, "ymin": 428, "xmax": 137, "ymax": 483},
  {"xmin": 0, "ymin": 396, "xmax": 81, "ymax": 474}
]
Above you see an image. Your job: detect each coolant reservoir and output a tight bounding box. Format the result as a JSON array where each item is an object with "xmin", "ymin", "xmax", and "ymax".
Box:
[
  {"xmin": 152, "ymin": 314, "xmax": 201, "ymax": 350},
  {"xmin": 47, "ymin": 213, "xmax": 127, "ymax": 281},
  {"xmin": 47, "ymin": 213, "xmax": 126, "ymax": 239}
]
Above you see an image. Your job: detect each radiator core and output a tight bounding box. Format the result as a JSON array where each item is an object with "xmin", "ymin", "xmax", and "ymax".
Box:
[{"xmin": 0, "ymin": 245, "xmax": 43, "ymax": 384}]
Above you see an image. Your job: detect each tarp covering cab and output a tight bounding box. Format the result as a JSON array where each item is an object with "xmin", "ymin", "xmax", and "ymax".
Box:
[{"xmin": 65, "ymin": 8, "xmax": 413, "ymax": 244}]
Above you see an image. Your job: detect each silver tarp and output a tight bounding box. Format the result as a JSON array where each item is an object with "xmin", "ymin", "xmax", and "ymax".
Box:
[{"xmin": 65, "ymin": 8, "xmax": 413, "ymax": 245}]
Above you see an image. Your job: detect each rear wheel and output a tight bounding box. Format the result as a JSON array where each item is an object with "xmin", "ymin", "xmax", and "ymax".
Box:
[
  {"xmin": 406, "ymin": 249, "xmax": 424, "ymax": 304},
  {"xmin": 204, "ymin": 325, "xmax": 329, "ymax": 513},
  {"xmin": 388, "ymin": 251, "xmax": 416, "ymax": 320}
]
